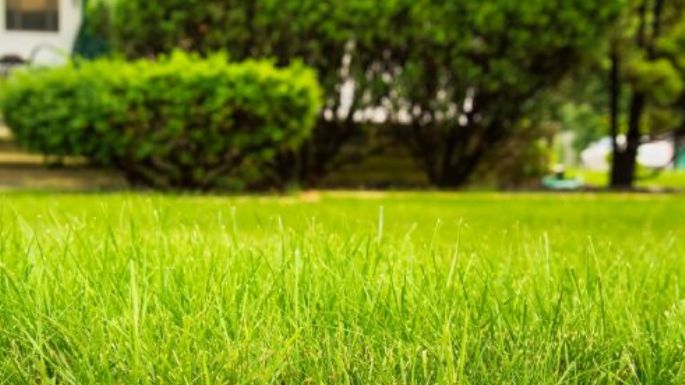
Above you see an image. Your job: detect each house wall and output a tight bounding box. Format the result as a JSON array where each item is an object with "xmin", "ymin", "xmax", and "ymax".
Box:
[{"xmin": 0, "ymin": 0, "xmax": 82, "ymax": 65}]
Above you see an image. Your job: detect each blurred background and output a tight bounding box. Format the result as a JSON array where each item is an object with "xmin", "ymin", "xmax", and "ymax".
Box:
[{"xmin": 1, "ymin": 0, "xmax": 684, "ymax": 192}]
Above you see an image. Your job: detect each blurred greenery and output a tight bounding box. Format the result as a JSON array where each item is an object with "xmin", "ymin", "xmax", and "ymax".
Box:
[
  {"xmin": 604, "ymin": 0, "xmax": 685, "ymax": 186},
  {"xmin": 9, "ymin": 0, "xmax": 685, "ymax": 190},
  {"xmin": 92, "ymin": 0, "xmax": 625, "ymax": 188}
]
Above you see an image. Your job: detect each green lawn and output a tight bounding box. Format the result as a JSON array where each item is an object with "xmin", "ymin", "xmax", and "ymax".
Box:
[
  {"xmin": 1, "ymin": 192, "xmax": 684, "ymax": 384},
  {"xmin": 572, "ymin": 169, "xmax": 685, "ymax": 190}
]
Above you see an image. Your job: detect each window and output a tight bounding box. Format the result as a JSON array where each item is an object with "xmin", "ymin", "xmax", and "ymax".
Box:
[{"xmin": 6, "ymin": 0, "xmax": 59, "ymax": 32}]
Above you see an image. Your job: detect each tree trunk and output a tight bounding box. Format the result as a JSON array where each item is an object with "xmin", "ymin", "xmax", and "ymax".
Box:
[
  {"xmin": 610, "ymin": 92, "xmax": 644, "ymax": 188},
  {"xmin": 611, "ymin": 151, "xmax": 636, "ymax": 188},
  {"xmin": 433, "ymin": 152, "xmax": 485, "ymax": 188},
  {"xmin": 674, "ymin": 123, "xmax": 685, "ymax": 168},
  {"xmin": 429, "ymin": 124, "xmax": 494, "ymax": 188}
]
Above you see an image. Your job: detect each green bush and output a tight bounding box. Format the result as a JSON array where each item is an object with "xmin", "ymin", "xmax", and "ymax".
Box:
[{"xmin": 0, "ymin": 52, "xmax": 322, "ymax": 190}]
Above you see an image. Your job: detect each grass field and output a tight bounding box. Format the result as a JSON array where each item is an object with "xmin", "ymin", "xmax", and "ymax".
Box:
[
  {"xmin": 0, "ymin": 192, "xmax": 684, "ymax": 384},
  {"xmin": 571, "ymin": 169, "xmax": 685, "ymax": 190}
]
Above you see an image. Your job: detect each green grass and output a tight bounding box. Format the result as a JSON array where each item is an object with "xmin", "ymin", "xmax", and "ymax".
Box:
[
  {"xmin": 572, "ymin": 169, "xmax": 685, "ymax": 190},
  {"xmin": 0, "ymin": 192, "xmax": 684, "ymax": 384}
]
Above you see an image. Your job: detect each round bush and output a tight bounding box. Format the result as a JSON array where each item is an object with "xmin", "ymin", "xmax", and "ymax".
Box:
[{"xmin": 0, "ymin": 52, "xmax": 322, "ymax": 190}]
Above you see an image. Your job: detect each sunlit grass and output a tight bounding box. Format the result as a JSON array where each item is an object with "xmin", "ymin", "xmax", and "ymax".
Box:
[
  {"xmin": 573, "ymin": 168, "xmax": 685, "ymax": 189},
  {"xmin": 0, "ymin": 192, "xmax": 683, "ymax": 384}
]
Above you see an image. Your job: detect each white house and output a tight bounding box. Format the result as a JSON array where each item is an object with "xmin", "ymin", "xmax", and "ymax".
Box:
[{"xmin": 0, "ymin": 0, "xmax": 83, "ymax": 65}]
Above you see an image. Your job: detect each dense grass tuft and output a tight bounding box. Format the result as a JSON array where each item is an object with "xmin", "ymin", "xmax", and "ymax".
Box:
[{"xmin": 0, "ymin": 192, "xmax": 683, "ymax": 384}]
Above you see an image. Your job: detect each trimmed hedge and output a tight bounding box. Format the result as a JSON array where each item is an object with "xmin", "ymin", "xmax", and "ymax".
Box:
[{"xmin": 0, "ymin": 52, "xmax": 322, "ymax": 190}]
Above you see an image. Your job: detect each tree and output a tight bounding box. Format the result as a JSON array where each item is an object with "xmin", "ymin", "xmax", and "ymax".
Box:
[
  {"xmin": 378, "ymin": 0, "xmax": 624, "ymax": 186},
  {"xmin": 658, "ymin": 17, "xmax": 685, "ymax": 163},
  {"xmin": 608, "ymin": 0, "xmax": 685, "ymax": 188}
]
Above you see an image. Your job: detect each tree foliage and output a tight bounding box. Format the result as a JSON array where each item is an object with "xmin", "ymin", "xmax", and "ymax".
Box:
[
  {"xmin": 608, "ymin": 0, "xmax": 685, "ymax": 187},
  {"xmin": 380, "ymin": 0, "xmax": 624, "ymax": 186},
  {"xmin": 100, "ymin": 0, "xmax": 624, "ymax": 187}
]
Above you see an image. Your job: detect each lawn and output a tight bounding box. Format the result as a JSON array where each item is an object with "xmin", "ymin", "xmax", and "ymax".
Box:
[
  {"xmin": 572, "ymin": 169, "xmax": 685, "ymax": 190},
  {"xmin": 0, "ymin": 192, "xmax": 684, "ymax": 384}
]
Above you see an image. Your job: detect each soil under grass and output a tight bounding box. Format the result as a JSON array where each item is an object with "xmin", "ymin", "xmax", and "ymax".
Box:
[{"xmin": 0, "ymin": 192, "xmax": 683, "ymax": 384}]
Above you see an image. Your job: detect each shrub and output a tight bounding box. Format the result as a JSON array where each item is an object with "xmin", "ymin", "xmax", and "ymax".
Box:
[{"xmin": 0, "ymin": 52, "xmax": 322, "ymax": 190}]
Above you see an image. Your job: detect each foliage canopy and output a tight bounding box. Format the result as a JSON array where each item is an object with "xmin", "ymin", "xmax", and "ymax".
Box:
[{"xmin": 103, "ymin": 0, "xmax": 625, "ymax": 187}]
